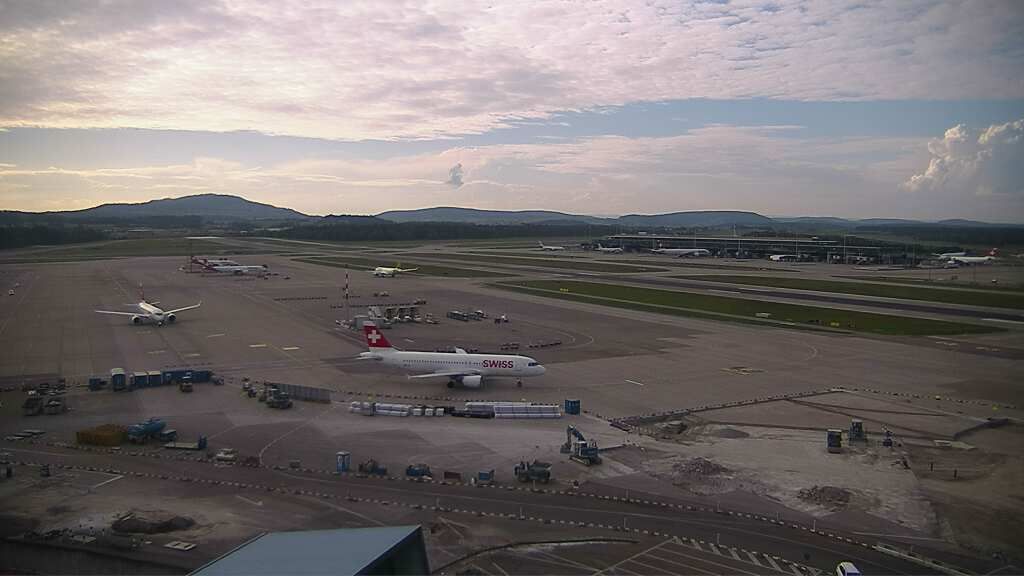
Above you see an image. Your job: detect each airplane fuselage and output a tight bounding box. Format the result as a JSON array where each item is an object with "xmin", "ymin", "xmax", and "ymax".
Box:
[
  {"xmin": 361, "ymin": 349, "xmax": 544, "ymax": 378},
  {"xmin": 653, "ymin": 248, "xmax": 710, "ymax": 257}
]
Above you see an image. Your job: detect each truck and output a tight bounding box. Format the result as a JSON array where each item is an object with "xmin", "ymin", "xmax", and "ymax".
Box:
[
  {"xmin": 446, "ymin": 310, "xmax": 469, "ymax": 322},
  {"xmin": 164, "ymin": 435, "xmax": 208, "ymax": 451},
  {"xmin": 22, "ymin": 396, "xmax": 45, "ymax": 416},
  {"xmin": 179, "ymin": 380, "xmax": 194, "ymax": 393},
  {"xmin": 405, "ymin": 464, "xmax": 433, "ymax": 479},
  {"xmin": 827, "ymin": 429, "xmax": 843, "ymax": 453},
  {"xmin": 514, "ymin": 460, "xmax": 552, "ymax": 484},
  {"xmin": 358, "ymin": 459, "xmax": 388, "ymax": 476},
  {"xmin": 88, "ymin": 377, "xmax": 107, "ymax": 391},
  {"xmin": 267, "ymin": 391, "xmax": 292, "ymax": 409},
  {"xmin": 44, "ymin": 397, "xmax": 67, "ymax": 415},
  {"xmin": 215, "ymin": 448, "xmax": 237, "ymax": 462},
  {"xmin": 127, "ymin": 418, "xmax": 166, "ymax": 444}
]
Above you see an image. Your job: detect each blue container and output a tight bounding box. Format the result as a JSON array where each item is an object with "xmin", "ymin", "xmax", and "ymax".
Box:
[
  {"xmin": 192, "ymin": 370, "xmax": 212, "ymax": 383},
  {"xmin": 336, "ymin": 451, "xmax": 351, "ymax": 473},
  {"xmin": 148, "ymin": 371, "xmax": 162, "ymax": 386},
  {"xmin": 88, "ymin": 377, "xmax": 105, "ymax": 391},
  {"xmin": 564, "ymin": 399, "xmax": 581, "ymax": 415}
]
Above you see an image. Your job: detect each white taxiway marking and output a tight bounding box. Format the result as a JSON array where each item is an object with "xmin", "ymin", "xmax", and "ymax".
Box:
[
  {"xmin": 147, "ymin": 350, "xmax": 166, "ymax": 355},
  {"xmin": 207, "ymin": 333, "xmax": 226, "ymax": 338},
  {"xmin": 626, "ymin": 379, "xmax": 645, "ymax": 387},
  {"xmin": 282, "ymin": 346, "xmax": 300, "ymax": 351},
  {"xmin": 404, "ymin": 339, "xmax": 415, "ymax": 343},
  {"xmin": 249, "ymin": 344, "xmax": 267, "ymax": 348},
  {"xmin": 91, "ymin": 474, "xmax": 124, "ymax": 489},
  {"xmin": 235, "ymin": 495, "xmax": 263, "ymax": 507},
  {"xmin": 983, "ymin": 318, "xmax": 1024, "ymax": 324},
  {"xmin": 184, "ymin": 353, "xmax": 201, "ymax": 358}
]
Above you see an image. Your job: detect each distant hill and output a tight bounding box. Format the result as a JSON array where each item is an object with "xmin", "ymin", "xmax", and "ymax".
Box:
[
  {"xmin": 617, "ymin": 210, "xmax": 772, "ymax": 228},
  {"xmin": 49, "ymin": 194, "xmax": 311, "ymax": 221},
  {"xmin": 377, "ymin": 207, "xmax": 610, "ymax": 225}
]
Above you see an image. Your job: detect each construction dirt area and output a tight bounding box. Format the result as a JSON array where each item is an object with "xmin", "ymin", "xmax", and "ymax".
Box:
[{"xmin": 1, "ymin": 239, "xmax": 1023, "ymax": 574}]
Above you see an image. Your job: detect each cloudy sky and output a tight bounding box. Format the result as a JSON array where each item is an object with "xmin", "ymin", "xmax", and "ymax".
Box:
[{"xmin": 1, "ymin": 0, "xmax": 1023, "ymax": 221}]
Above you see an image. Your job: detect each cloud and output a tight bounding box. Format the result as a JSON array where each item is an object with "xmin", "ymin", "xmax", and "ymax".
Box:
[
  {"xmin": 0, "ymin": 1, "xmax": 1021, "ymax": 140},
  {"xmin": 903, "ymin": 119, "xmax": 1024, "ymax": 196},
  {"xmin": 446, "ymin": 163, "xmax": 464, "ymax": 187}
]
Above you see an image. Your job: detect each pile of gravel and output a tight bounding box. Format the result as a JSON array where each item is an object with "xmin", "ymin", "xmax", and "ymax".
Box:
[
  {"xmin": 673, "ymin": 457, "xmax": 729, "ymax": 477},
  {"xmin": 797, "ymin": 485, "xmax": 852, "ymax": 510},
  {"xmin": 112, "ymin": 512, "xmax": 195, "ymax": 534}
]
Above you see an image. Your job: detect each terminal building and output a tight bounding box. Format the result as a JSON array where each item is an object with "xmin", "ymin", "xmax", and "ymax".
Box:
[
  {"xmin": 191, "ymin": 526, "xmax": 429, "ymax": 576},
  {"xmin": 604, "ymin": 234, "xmax": 881, "ymax": 263}
]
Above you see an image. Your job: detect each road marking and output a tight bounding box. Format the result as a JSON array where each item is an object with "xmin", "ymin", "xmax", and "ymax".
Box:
[
  {"xmin": 595, "ymin": 539, "xmax": 669, "ymax": 575},
  {"xmin": 744, "ymin": 551, "xmax": 763, "ymax": 567},
  {"xmin": 729, "ymin": 549, "xmax": 742, "ymax": 561},
  {"xmin": 404, "ymin": 338, "xmax": 415, "ymax": 343},
  {"xmin": 282, "ymin": 346, "xmax": 300, "ymax": 351},
  {"xmin": 764, "ymin": 556, "xmax": 783, "ymax": 572},
  {"xmin": 207, "ymin": 333, "xmax": 226, "ymax": 338},
  {"xmin": 654, "ymin": 548, "xmax": 759, "ymax": 576},
  {"xmin": 184, "ymin": 353, "xmax": 201, "ymax": 358},
  {"xmin": 235, "ymin": 494, "xmax": 263, "ymax": 506},
  {"xmin": 791, "ymin": 565, "xmax": 804, "ymax": 576},
  {"xmin": 249, "ymin": 344, "xmax": 267, "ymax": 348},
  {"xmin": 91, "ymin": 475, "xmax": 124, "ymax": 489},
  {"xmin": 626, "ymin": 379, "xmax": 645, "ymax": 387},
  {"xmin": 147, "ymin": 350, "xmax": 166, "ymax": 355},
  {"xmin": 982, "ymin": 318, "xmax": 1024, "ymax": 324},
  {"xmin": 627, "ymin": 558, "xmax": 686, "ymax": 575}
]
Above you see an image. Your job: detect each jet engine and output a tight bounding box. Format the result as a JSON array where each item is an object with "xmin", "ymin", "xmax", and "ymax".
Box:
[
  {"xmin": 131, "ymin": 315, "xmax": 142, "ymax": 325},
  {"xmin": 460, "ymin": 375, "xmax": 483, "ymax": 389},
  {"xmin": 166, "ymin": 313, "xmax": 176, "ymax": 324}
]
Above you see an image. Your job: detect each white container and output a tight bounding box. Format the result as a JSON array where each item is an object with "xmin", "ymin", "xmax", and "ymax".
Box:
[
  {"xmin": 435, "ymin": 407, "xmax": 445, "ymax": 417},
  {"xmin": 423, "ymin": 408, "xmax": 434, "ymax": 417},
  {"xmin": 412, "ymin": 407, "xmax": 423, "ymax": 417}
]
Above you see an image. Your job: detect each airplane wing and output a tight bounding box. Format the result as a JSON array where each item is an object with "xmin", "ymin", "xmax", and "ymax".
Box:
[
  {"xmin": 398, "ymin": 268, "xmax": 419, "ymax": 273},
  {"xmin": 165, "ymin": 301, "xmax": 202, "ymax": 314},
  {"xmin": 408, "ymin": 370, "xmax": 480, "ymax": 379},
  {"xmin": 95, "ymin": 310, "xmax": 138, "ymax": 316}
]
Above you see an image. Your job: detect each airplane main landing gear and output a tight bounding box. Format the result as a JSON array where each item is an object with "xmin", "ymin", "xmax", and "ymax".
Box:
[
  {"xmin": 447, "ymin": 380, "xmax": 455, "ymax": 388},
  {"xmin": 517, "ymin": 380, "xmax": 523, "ymax": 388}
]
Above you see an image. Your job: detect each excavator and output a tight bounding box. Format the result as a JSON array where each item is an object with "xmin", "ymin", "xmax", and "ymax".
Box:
[{"xmin": 560, "ymin": 425, "xmax": 602, "ymax": 466}]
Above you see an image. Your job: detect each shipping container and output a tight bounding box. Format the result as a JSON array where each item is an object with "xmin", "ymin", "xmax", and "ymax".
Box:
[
  {"xmin": 192, "ymin": 370, "xmax": 212, "ymax": 383},
  {"xmin": 131, "ymin": 371, "xmax": 149, "ymax": 389},
  {"xmin": 564, "ymin": 399, "xmax": 581, "ymax": 415},
  {"xmin": 110, "ymin": 368, "xmax": 127, "ymax": 391},
  {"xmin": 148, "ymin": 371, "xmax": 163, "ymax": 386}
]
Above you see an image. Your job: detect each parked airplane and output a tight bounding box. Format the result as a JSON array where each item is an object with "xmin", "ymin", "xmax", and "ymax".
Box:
[
  {"xmin": 537, "ymin": 241, "xmax": 566, "ymax": 251},
  {"xmin": 651, "ymin": 246, "xmax": 710, "ymax": 257},
  {"xmin": 95, "ymin": 285, "xmax": 201, "ymax": 326},
  {"xmin": 933, "ymin": 251, "xmax": 967, "ymax": 260},
  {"xmin": 358, "ymin": 322, "xmax": 545, "ymax": 388},
  {"xmin": 373, "ymin": 263, "xmax": 418, "ymax": 277},
  {"xmin": 193, "ymin": 257, "xmax": 268, "ymax": 275},
  {"xmin": 595, "ymin": 243, "xmax": 623, "ymax": 254},
  {"xmin": 769, "ymin": 254, "xmax": 800, "ymax": 262},
  {"xmin": 947, "ymin": 249, "xmax": 999, "ymax": 265}
]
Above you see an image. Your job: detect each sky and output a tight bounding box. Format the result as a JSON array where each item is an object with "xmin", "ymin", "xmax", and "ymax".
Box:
[{"xmin": 1, "ymin": 0, "xmax": 1023, "ymax": 221}]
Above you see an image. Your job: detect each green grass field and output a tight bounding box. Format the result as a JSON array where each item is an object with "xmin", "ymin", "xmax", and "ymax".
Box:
[
  {"xmin": 293, "ymin": 256, "xmax": 504, "ymax": 278},
  {"xmin": 496, "ymin": 280, "xmax": 1001, "ymax": 336},
  {"xmin": 674, "ymin": 275, "xmax": 1024, "ymax": 309},
  {"xmin": 405, "ymin": 252, "xmax": 668, "ymax": 273},
  {"xmin": 836, "ymin": 275, "xmax": 1024, "ymax": 292},
  {"xmin": 0, "ymin": 237, "xmax": 276, "ymax": 263}
]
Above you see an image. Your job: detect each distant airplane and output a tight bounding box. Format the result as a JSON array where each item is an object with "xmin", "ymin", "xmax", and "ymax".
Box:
[
  {"xmin": 651, "ymin": 245, "xmax": 710, "ymax": 257},
  {"xmin": 537, "ymin": 241, "xmax": 566, "ymax": 251},
  {"xmin": 373, "ymin": 263, "xmax": 418, "ymax": 277},
  {"xmin": 947, "ymin": 249, "xmax": 999, "ymax": 265},
  {"xmin": 769, "ymin": 254, "xmax": 800, "ymax": 262},
  {"xmin": 95, "ymin": 284, "xmax": 201, "ymax": 326},
  {"xmin": 358, "ymin": 322, "xmax": 545, "ymax": 388},
  {"xmin": 193, "ymin": 257, "xmax": 268, "ymax": 275},
  {"xmin": 595, "ymin": 243, "xmax": 623, "ymax": 254},
  {"xmin": 933, "ymin": 251, "xmax": 967, "ymax": 260}
]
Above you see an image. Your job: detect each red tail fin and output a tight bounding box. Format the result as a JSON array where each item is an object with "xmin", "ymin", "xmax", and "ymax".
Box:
[
  {"xmin": 989, "ymin": 248, "xmax": 999, "ymax": 257},
  {"xmin": 364, "ymin": 323, "xmax": 393, "ymax": 348}
]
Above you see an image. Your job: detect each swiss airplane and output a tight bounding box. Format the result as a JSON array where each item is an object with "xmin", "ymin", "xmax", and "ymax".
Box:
[
  {"xmin": 358, "ymin": 322, "xmax": 545, "ymax": 388},
  {"xmin": 537, "ymin": 241, "xmax": 566, "ymax": 251},
  {"xmin": 651, "ymin": 246, "xmax": 710, "ymax": 257},
  {"xmin": 595, "ymin": 243, "xmax": 623, "ymax": 254},
  {"xmin": 95, "ymin": 285, "xmax": 201, "ymax": 326},
  {"xmin": 933, "ymin": 251, "xmax": 967, "ymax": 260},
  {"xmin": 373, "ymin": 263, "xmax": 419, "ymax": 277},
  {"xmin": 947, "ymin": 248, "xmax": 999, "ymax": 265}
]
